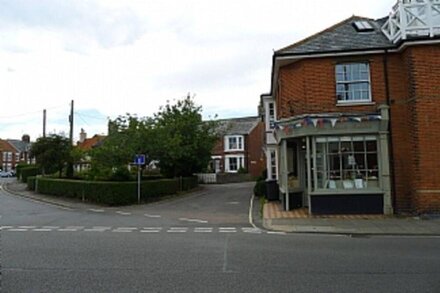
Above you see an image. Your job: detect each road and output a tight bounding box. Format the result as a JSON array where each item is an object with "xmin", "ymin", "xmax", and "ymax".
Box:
[{"xmin": 1, "ymin": 178, "xmax": 439, "ymax": 292}]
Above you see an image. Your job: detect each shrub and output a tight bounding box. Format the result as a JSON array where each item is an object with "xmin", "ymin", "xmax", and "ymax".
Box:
[
  {"xmin": 27, "ymin": 176, "xmax": 36, "ymax": 191},
  {"xmin": 21, "ymin": 166, "xmax": 41, "ymax": 183},
  {"xmin": 253, "ymin": 178, "xmax": 266, "ymax": 197},
  {"xmin": 34, "ymin": 177, "xmax": 197, "ymax": 205},
  {"xmin": 15, "ymin": 163, "xmax": 29, "ymax": 179}
]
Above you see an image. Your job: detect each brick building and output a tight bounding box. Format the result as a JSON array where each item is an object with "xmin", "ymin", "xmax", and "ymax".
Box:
[
  {"xmin": 210, "ymin": 116, "xmax": 265, "ymax": 178},
  {"xmin": 0, "ymin": 135, "xmax": 32, "ymax": 171},
  {"xmin": 262, "ymin": 0, "xmax": 440, "ymax": 214}
]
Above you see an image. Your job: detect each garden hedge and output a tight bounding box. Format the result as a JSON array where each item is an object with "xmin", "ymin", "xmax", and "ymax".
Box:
[
  {"xmin": 34, "ymin": 176, "xmax": 198, "ymax": 206},
  {"xmin": 21, "ymin": 166, "xmax": 41, "ymax": 183},
  {"xmin": 27, "ymin": 176, "xmax": 36, "ymax": 191}
]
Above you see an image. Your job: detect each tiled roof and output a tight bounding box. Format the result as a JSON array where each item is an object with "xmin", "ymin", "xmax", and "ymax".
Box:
[
  {"xmin": 77, "ymin": 135, "xmax": 106, "ymax": 151},
  {"xmin": 6, "ymin": 139, "xmax": 31, "ymax": 152},
  {"xmin": 277, "ymin": 16, "xmax": 394, "ymax": 55},
  {"xmin": 216, "ymin": 116, "xmax": 260, "ymax": 135}
]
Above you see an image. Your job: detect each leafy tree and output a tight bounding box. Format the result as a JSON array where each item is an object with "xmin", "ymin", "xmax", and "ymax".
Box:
[
  {"xmin": 90, "ymin": 114, "xmax": 154, "ymax": 180},
  {"xmin": 30, "ymin": 134, "xmax": 72, "ymax": 177},
  {"xmin": 151, "ymin": 96, "xmax": 219, "ymax": 177}
]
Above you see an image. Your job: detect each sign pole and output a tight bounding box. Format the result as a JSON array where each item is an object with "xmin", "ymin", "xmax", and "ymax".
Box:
[{"xmin": 138, "ymin": 165, "xmax": 141, "ymax": 204}]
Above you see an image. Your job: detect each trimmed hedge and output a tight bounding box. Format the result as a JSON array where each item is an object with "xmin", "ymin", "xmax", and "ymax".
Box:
[
  {"xmin": 21, "ymin": 166, "xmax": 41, "ymax": 183},
  {"xmin": 34, "ymin": 176, "xmax": 198, "ymax": 206},
  {"xmin": 27, "ymin": 176, "xmax": 37, "ymax": 191}
]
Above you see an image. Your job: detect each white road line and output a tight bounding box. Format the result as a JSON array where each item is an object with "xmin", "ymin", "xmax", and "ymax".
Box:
[
  {"xmin": 42, "ymin": 226, "xmax": 60, "ymax": 229},
  {"xmin": 32, "ymin": 229, "xmax": 52, "ymax": 232},
  {"xmin": 142, "ymin": 227, "xmax": 163, "ymax": 230},
  {"xmin": 167, "ymin": 227, "xmax": 188, "ymax": 233},
  {"xmin": 89, "ymin": 209, "xmax": 105, "ymax": 213},
  {"xmin": 179, "ymin": 218, "xmax": 208, "ymax": 224},
  {"xmin": 194, "ymin": 227, "xmax": 213, "ymax": 233},
  {"xmin": 84, "ymin": 227, "xmax": 111, "ymax": 232},
  {"xmin": 242, "ymin": 228, "xmax": 262, "ymax": 234},
  {"xmin": 219, "ymin": 227, "xmax": 237, "ymax": 233},
  {"xmin": 116, "ymin": 211, "xmax": 132, "ymax": 216},
  {"xmin": 267, "ymin": 231, "xmax": 287, "ymax": 235},
  {"xmin": 8, "ymin": 228, "xmax": 28, "ymax": 232},
  {"xmin": 58, "ymin": 229, "xmax": 78, "ymax": 232},
  {"xmin": 65, "ymin": 226, "xmax": 84, "ymax": 230},
  {"xmin": 0, "ymin": 226, "xmax": 13, "ymax": 230},
  {"xmin": 140, "ymin": 230, "xmax": 161, "ymax": 233},
  {"xmin": 18, "ymin": 226, "xmax": 36, "ymax": 229},
  {"xmin": 144, "ymin": 214, "xmax": 161, "ymax": 218}
]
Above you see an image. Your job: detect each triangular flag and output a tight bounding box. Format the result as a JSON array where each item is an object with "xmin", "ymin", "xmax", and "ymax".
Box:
[
  {"xmin": 312, "ymin": 118, "xmax": 318, "ymax": 127},
  {"xmin": 330, "ymin": 118, "xmax": 338, "ymax": 127}
]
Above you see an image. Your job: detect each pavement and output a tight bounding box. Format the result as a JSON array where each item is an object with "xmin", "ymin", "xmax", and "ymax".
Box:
[
  {"xmin": 259, "ymin": 199, "xmax": 440, "ymax": 236},
  {"xmin": 3, "ymin": 179, "xmax": 440, "ymax": 236}
]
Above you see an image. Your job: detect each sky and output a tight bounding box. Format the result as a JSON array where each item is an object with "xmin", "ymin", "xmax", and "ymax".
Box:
[{"xmin": 0, "ymin": 0, "xmax": 395, "ymax": 142}]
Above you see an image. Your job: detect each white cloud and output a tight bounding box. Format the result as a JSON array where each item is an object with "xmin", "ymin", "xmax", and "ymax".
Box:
[{"xmin": 0, "ymin": 0, "xmax": 397, "ymax": 141}]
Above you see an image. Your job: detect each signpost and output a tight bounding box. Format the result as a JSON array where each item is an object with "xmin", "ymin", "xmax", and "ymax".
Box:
[{"xmin": 134, "ymin": 155, "xmax": 146, "ymax": 204}]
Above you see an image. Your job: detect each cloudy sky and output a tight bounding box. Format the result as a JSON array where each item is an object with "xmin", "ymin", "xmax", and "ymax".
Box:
[{"xmin": 0, "ymin": 0, "xmax": 395, "ymax": 141}]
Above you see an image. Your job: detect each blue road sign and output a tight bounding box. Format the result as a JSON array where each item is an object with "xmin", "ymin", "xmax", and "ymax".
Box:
[{"xmin": 134, "ymin": 154, "xmax": 146, "ymax": 165}]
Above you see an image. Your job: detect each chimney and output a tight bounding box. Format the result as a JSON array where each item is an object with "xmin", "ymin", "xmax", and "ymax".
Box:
[
  {"xmin": 22, "ymin": 134, "xmax": 30, "ymax": 143},
  {"xmin": 79, "ymin": 128, "xmax": 87, "ymax": 143}
]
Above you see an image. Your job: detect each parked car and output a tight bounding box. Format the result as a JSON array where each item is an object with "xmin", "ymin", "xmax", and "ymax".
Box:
[{"xmin": 0, "ymin": 171, "xmax": 13, "ymax": 178}]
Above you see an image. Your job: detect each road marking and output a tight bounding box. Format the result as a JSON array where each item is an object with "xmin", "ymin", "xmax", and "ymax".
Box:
[
  {"xmin": 144, "ymin": 213, "xmax": 161, "ymax": 218},
  {"xmin": 267, "ymin": 231, "xmax": 287, "ymax": 235},
  {"xmin": 8, "ymin": 228, "xmax": 28, "ymax": 232},
  {"xmin": 140, "ymin": 227, "xmax": 162, "ymax": 233},
  {"xmin": 42, "ymin": 226, "xmax": 59, "ymax": 229},
  {"xmin": 226, "ymin": 201, "xmax": 240, "ymax": 205},
  {"xmin": 179, "ymin": 218, "xmax": 208, "ymax": 224},
  {"xmin": 194, "ymin": 227, "xmax": 213, "ymax": 233},
  {"xmin": 84, "ymin": 226, "xmax": 111, "ymax": 232},
  {"xmin": 89, "ymin": 209, "xmax": 105, "ymax": 213},
  {"xmin": 0, "ymin": 226, "xmax": 13, "ymax": 230},
  {"xmin": 242, "ymin": 227, "xmax": 262, "ymax": 234},
  {"xmin": 33, "ymin": 228, "xmax": 52, "ymax": 232},
  {"xmin": 219, "ymin": 227, "xmax": 237, "ymax": 233},
  {"xmin": 167, "ymin": 227, "xmax": 188, "ymax": 233},
  {"xmin": 116, "ymin": 211, "xmax": 132, "ymax": 216},
  {"xmin": 18, "ymin": 226, "xmax": 36, "ymax": 229},
  {"xmin": 58, "ymin": 228, "xmax": 79, "ymax": 232}
]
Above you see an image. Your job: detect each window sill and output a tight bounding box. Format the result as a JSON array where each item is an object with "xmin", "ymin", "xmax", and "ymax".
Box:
[
  {"xmin": 336, "ymin": 101, "xmax": 375, "ymax": 107},
  {"xmin": 224, "ymin": 149, "xmax": 245, "ymax": 153}
]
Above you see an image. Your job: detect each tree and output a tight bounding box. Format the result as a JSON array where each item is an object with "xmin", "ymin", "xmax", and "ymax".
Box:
[
  {"xmin": 90, "ymin": 114, "xmax": 154, "ymax": 180},
  {"xmin": 30, "ymin": 134, "xmax": 72, "ymax": 177},
  {"xmin": 151, "ymin": 96, "xmax": 219, "ymax": 177}
]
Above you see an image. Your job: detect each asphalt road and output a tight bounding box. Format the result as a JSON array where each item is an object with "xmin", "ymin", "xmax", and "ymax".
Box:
[{"xmin": 1, "ymin": 178, "xmax": 439, "ymax": 292}]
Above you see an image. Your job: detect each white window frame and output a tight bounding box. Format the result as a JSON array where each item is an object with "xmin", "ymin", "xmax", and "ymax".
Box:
[
  {"xmin": 225, "ymin": 155, "xmax": 245, "ymax": 173},
  {"xmin": 335, "ymin": 62, "xmax": 372, "ymax": 104},
  {"xmin": 224, "ymin": 135, "xmax": 244, "ymax": 152}
]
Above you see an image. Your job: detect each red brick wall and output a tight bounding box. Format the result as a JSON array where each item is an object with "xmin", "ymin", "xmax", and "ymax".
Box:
[
  {"xmin": 0, "ymin": 140, "xmax": 18, "ymax": 171},
  {"xmin": 276, "ymin": 46, "xmax": 440, "ymax": 213},
  {"xmin": 247, "ymin": 121, "xmax": 266, "ymax": 177},
  {"xmin": 395, "ymin": 45, "xmax": 440, "ymax": 213},
  {"xmin": 276, "ymin": 56, "xmax": 388, "ymax": 119}
]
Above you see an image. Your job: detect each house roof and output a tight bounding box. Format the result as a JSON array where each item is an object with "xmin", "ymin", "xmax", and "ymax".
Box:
[
  {"xmin": 6, "ymin": 139, "xmax": 31, "ymax": 152},
  {"xmin": 276, "ymin": 16, "xmax": 394, "ymax": 56},
  {"xmin": 77, "ymin": 135, "xmax": 106, "ymax": 151},
  {"xmin": 216, "ymin": 116, "xmax": 260, "ymax": 135}
]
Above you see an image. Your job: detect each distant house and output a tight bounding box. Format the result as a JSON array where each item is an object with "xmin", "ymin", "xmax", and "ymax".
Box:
[
  {"xmin": 0, "ymin": 135, "xmax": 32, "ymax": 171},
  {"xmin": 75, "ymin": 129, "xmax": 106, "ymax": 171},
  {"xmin": 261, "ymin": 0, "xmax": 440, "ymax": 215},
  {"xmin": 210, "ymin": 116, "xmax": 265, "ymax": 178}
]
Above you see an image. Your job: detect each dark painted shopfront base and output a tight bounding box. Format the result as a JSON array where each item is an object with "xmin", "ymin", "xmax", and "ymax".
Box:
[{"xmin": 311, "ymin": 194, "xmax": 383, "ymax": 215}]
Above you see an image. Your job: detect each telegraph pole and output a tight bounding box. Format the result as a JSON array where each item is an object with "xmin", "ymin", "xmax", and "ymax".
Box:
[
  {"xmin": 69, "ymin": 100, "xmax": 74, "ymax": 145},
  {"xmin": 43, "ymin": 109, "xmax": 46, "ymax": 138}
]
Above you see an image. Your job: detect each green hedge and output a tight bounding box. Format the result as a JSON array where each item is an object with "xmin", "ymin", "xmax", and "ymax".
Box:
[
  {"xmin": 21, "ymin": 166, "xmax": 41, "ymax": 183},
  {"xmin": 27, "ymin": 176, "xmax": 37, "ymax": 191},
  {"xmin": 34, "ymin": 176, "xmax": 198, "ymax": 206}
]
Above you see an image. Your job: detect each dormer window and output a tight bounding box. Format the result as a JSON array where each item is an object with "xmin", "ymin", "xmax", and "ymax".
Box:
[
  {"xmin": 225, "ymin": 135, "xmax": 244, "ymax": 151},
  {"xmin": 336, "ymin": 63, "xmax": 371, "ymax": 103}
]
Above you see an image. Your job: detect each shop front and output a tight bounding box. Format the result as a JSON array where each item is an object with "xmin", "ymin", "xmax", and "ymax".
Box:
[{"xmin": 275, "ymin": 105, "xmax": 393, "ymax": 215}]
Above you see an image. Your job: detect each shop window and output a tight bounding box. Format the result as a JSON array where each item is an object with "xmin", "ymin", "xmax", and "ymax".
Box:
[
  {"xmin": 315, "ymin": 136, "xmax": 378, "ymax": 190},
  {"xmin": 336, "ymin": 63, "xmax": 371, "ymax": 103}
]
